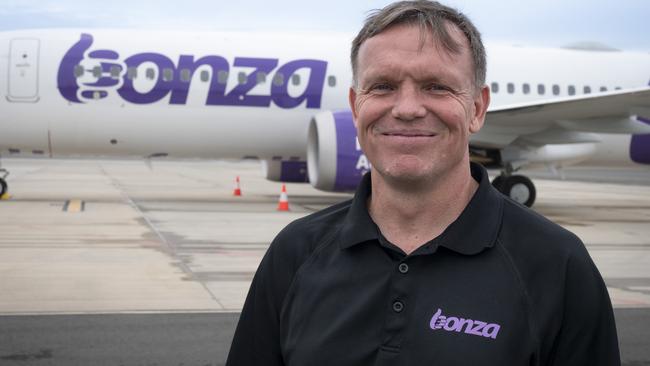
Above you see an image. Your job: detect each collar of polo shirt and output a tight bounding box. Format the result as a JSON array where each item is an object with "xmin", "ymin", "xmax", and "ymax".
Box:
[{"xmin": 338, "ymin": 162, "xmax": 504, "ymax": 255}]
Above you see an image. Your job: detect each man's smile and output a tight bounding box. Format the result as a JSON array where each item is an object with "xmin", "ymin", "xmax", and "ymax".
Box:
[
  {"xmin": 375, "ymin": 129, "xmax": 439, "ymax": 144},
  {"xmin": 376, "ymin": 128, "xmax": 438, "ymax": 138}
]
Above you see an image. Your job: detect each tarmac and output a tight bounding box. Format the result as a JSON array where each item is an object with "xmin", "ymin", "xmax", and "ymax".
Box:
[{"xmin": 0, "ymin": 158, "xmax": 649, "ymax": 365}]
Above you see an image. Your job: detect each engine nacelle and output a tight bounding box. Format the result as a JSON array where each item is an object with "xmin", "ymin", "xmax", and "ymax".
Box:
[
  {"xmin": 631, "ymin": 117, "xmax": 650, "ymax": 164},
  {"xmin": 262, "ymin": 159, "xmax": 309, "ymax": 183},
  {"xmin": 307, "ymin": 110, "xmax": 369, "ymax": 192}
]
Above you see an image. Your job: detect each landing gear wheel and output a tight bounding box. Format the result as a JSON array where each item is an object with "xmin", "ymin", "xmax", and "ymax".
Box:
[
  {"xmin": 502, "ymin": 175, "xmax": 536, "ymax": 207},
  {"xmin": 0, "ymin": 179, "xmax": 7, "ymax": 198}
]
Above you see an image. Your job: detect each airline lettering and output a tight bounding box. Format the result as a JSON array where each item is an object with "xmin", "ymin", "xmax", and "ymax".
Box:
[
  {"xmin": 57, "ymin": 33, "xmax": 328, "ymax": 108},
  {"xmin": 355, "ymin": 137, "xmax": 371, "ymax": 172}
]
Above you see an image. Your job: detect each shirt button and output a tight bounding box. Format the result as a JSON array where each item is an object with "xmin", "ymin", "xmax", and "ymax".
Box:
[
  {"xmin": 392, "ymin": 301, "xmax": 404, "ymax": 313},
  {"xmin": 398, "ymin": 263, "xmax": 409, "ymax": 274}
]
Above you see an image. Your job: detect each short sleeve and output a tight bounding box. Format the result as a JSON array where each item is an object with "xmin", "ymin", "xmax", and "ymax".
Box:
[{"xmin": 549, "ymin": 243, "xmax": 620, "ymax": 365}]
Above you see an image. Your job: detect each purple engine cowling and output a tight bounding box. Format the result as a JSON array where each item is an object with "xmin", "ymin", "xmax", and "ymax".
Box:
[
  {"xmin": 631, "ymin": 116, "xmax": 650, "ymax": 164},
  {"xmin": 307, "ymin": 110, "xmax": 369, "ymax": 192},
  {"xmin": 263, "ymin": 160, "xmax": 309, "ymax": 183}
]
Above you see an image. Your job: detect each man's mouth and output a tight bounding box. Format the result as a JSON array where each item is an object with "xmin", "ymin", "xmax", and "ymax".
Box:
[{"xmin": 381, "ymin": 130, "xmax": 437, "ymax": 137}]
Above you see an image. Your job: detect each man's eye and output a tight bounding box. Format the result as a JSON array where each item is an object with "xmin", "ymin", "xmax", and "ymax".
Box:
[
  {"xmin": 426, "ymin": 84, "xmax": 451, "ymax": 92},
  {"xmin": 371, "ymin": 83, "xmax": 393, "ymax": 92}
]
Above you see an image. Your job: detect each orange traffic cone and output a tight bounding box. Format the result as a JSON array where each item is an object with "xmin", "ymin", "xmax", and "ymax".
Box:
[
  {"xmin": 277, "ymin": 184, "xmax": 290, "ymax": 211},
  {"xmin": 233, "ymin": 176, "xmax": 242, "ymax": 196}
]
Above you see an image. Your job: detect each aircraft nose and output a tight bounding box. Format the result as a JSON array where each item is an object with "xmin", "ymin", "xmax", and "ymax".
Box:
[{"xmin": 630, "ymin": 116, "xmax": 650, "ymax": 164}]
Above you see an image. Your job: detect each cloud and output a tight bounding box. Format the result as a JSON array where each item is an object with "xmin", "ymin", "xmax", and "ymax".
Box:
[
  {"xmin": 0, "ymin": 0, "xmax": 68, "ymax": 15},
  {"xmin": 0, "ymin": 0, "xmax": 126, "ymax": 29},
  {"xmin": 1, "ymin": 0, "xmax": 648, "ymax": 50}
]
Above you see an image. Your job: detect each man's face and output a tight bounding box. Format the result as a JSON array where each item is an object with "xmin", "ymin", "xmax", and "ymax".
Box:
[{"xmin": 350, "ymin": 23, "xmax": 489, "ymax": 185}]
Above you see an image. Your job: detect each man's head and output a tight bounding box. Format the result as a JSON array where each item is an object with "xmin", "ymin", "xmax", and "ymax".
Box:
[
  {"xmin": 349, "ymin": 0, "xmax": 490, "ymax": 187},
  {"xmin": 351, "ymin": 0, "xmax": 486, "ymax": 92}
]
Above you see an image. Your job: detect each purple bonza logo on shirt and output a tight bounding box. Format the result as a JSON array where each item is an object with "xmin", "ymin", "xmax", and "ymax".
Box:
[
  {"xmin": 429, "ymin": 308, "xmax": 500, "ymax": 339},
  {"xmin": 57, "ymin": 33, "xmax": 328, "ymax": 108}
]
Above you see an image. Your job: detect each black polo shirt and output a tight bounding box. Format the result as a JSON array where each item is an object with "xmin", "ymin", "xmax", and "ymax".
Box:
[{"xmin": 226, "ymin": 163, "xmax": 620, "ymax": 366}]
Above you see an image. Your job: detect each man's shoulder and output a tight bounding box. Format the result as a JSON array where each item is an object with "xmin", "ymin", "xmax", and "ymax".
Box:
[
  {"xmin": 271, "ymin": 197, "xmax": 353, "ymax": 258},
  {"xmin": 498, "ymin": 196, "xmax": 584, "ymax": 259},
  {"xmin": 496, "ymin": 196, "xmax": 601, "ymax": 306}
]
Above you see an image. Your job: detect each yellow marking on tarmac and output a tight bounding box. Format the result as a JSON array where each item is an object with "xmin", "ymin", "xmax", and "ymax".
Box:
[
  {"xmin": 63, "ymin": 199, "xmax": 85, "ymax": 212},
  {"xmin": 0, "ymin": 193, "xmax": 10, "ymax": 200}
]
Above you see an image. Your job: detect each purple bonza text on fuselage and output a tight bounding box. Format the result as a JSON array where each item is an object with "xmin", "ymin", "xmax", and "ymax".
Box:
[
  {"xmin": 57, "ymin": 33, "xmax": 328, "ymax": 108},
  {"xmin": 429, "ymin": 308, "xmax": 501, "ymax": 339}
]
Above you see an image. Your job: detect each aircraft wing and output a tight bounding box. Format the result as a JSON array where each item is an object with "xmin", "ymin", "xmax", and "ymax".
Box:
[{"xmin": 473, "ymin": 86, "xmax": 650, "ymax": 147}]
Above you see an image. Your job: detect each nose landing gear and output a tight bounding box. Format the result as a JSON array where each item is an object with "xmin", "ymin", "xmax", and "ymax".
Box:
[{"xmin": 492, "ymin": 173, "xmax": 536, "ymax": 207}]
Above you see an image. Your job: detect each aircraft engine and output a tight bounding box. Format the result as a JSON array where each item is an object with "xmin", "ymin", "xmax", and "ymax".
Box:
[
  {"xmin": 307, "ymin": 110, "xmax": 368, "ymax": 192},
  {"xmin": 631, "ymin": 117, "xmax": 650, "ymax": 164},
  {"xmin": 262, "ymin": 160, "xmax": 309, "ymax": 183}
]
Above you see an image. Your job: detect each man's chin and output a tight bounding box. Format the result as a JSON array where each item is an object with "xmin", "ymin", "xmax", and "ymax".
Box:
[{"xmin": 377, "ymin": 166, "xmax": 435, "ymax": 186}]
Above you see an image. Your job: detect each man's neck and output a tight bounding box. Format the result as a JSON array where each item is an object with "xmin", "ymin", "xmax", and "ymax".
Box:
[{"xmin": 368, "ymin": 163, "xmax": 479, "ymax": 255}]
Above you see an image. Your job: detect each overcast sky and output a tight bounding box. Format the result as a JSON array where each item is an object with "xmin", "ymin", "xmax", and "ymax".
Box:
[{"xmin": 1, "ymin": 0, "xmax": 649, "ymax": 50}]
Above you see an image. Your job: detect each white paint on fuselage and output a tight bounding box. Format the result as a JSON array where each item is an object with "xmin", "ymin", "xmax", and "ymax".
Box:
[
  {"xmin": 486, "ymin": 44, "xmax": 649, "ymax": 106},
  {"xmin": 0, "ymin": 29, "xmax": 648, "ymax": 166},
  {"xmin": 0, "ymin": 29, "xmax": 352, "ymax": 159}
]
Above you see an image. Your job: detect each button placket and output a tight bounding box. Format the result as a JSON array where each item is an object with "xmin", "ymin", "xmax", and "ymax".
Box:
[{"xmin": 381, "ymin": 258, "xmax": 414, "ymax": 350}]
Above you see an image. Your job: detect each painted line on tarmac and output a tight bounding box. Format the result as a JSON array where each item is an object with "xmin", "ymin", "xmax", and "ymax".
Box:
[{"xmin": 62, "ymin": 199, "xmax": 85, "ymax": 212}]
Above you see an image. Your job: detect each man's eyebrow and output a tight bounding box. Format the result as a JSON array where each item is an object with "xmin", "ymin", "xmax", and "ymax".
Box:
[
  {"xmin": 359, "ymin": 72, "xmax": 394, "ymax": 86},
  {"xmin": 364, "ymin": 74, "xmax": 392, "ymax": 82},
  {"xmin": 362, "ymin": 71, "xmax": 454, "ymax": 86},
  {"xmin": 420, "ymin": 75, "xmax": 453, "ymax": 85}
]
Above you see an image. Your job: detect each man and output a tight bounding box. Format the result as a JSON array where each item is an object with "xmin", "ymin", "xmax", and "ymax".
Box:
[{"xmin": 226, "ymin": 1, "xmax": 620, "ymax": 365}]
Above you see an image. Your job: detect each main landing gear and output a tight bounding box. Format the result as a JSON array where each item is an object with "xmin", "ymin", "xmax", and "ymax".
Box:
[
  {"xmin": 470, "ymin": 148, "xmax": 537, "ymax": 207},
  {"xmin": 0, "ymin": 155, "xmax": 8, "ymax": 198},
  {"xmin": 491, "ymin": 172, "xmax": 536, "ymax": 207},
  {"xmin": 0, "ymin": 171, "xmax": 8, "ymax": 198}
]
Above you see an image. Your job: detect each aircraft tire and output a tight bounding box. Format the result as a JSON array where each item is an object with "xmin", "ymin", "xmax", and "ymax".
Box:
[
  {"xmin": 502, "ymin": 175, "xmax": 536, "ymax": 207},
  {"xmin": 0, "ymin": 178, "xmax": 6, "ymax": 198}
]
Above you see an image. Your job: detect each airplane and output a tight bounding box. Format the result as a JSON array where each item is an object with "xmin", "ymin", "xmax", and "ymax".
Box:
[{"xmin": 1, "ymin": 29, "xmax": 649, "ymax": 207}]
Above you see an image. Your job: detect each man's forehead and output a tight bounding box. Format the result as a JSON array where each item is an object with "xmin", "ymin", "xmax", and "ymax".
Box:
[
  {"xmin": 356, "ymin": 23, "xmax": 472, "ymax": 80},
  {"xmin": 360, "ymin": 23, "xmax": 468, "ymax": 58}
]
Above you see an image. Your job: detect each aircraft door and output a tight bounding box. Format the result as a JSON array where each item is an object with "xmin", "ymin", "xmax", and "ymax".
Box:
[{"xmin": 8, "ymin": 38, "xmax": 40, "ymax": 102}]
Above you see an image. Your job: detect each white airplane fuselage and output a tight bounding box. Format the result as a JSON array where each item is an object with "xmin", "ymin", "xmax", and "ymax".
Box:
[
  {"xmin": 1, "ymin": 29, "xmax": 649, "ymax": 200},
  {"xmin": 1, "ymin": 30, "xmax": 354, "ymax": 160}
]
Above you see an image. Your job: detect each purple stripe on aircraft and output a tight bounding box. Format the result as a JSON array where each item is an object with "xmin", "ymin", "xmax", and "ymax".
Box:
[
  {"xmin": 57, "ymin": 33, "xmax": 328, "ymax": 109},
  {"xmin": 280, "ymin": 161, "xmax": 309, "ymax": 183},
  {"xmin": 83, "ymin": 79, "xmax": 120, "ymax": 87},
  {"xmin": 89, "ymin": 49, "xmax": 119, "ymax": 59},
  {"xmin": 333, "ymin": 111, "xmax": 366, "ymax": 191},
  {"xmin": 630, "ymin": 116, "xmax": 650, "ymax": 164},
  {"xmin": 81, "ymin": 90, "xmax": 108, "ymax": 99},
  {"xmin": 100, "ymin": 62, "xmax": 121, "ymax": 73},
  {"xmin": 57, "ymin": 33, "xmax": 94, "ymax": 103},
  {"xmin": 82, "ymin": 62, "xmax": 122, "ymax": 87}
]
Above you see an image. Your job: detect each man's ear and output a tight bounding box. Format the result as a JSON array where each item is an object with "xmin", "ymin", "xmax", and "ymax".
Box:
[
  {"xmin": 469, "ymin": 85, "xmax": 490, "ymax": 133},
  {"xmin": 349, "ymin": 87, "xmax": 359, "ymax": 129}
]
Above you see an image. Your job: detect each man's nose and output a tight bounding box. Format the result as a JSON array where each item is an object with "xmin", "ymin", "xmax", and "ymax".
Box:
[{"xmin": 391, "ymin": 86, "xmax": 426, "ymax": 121}]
